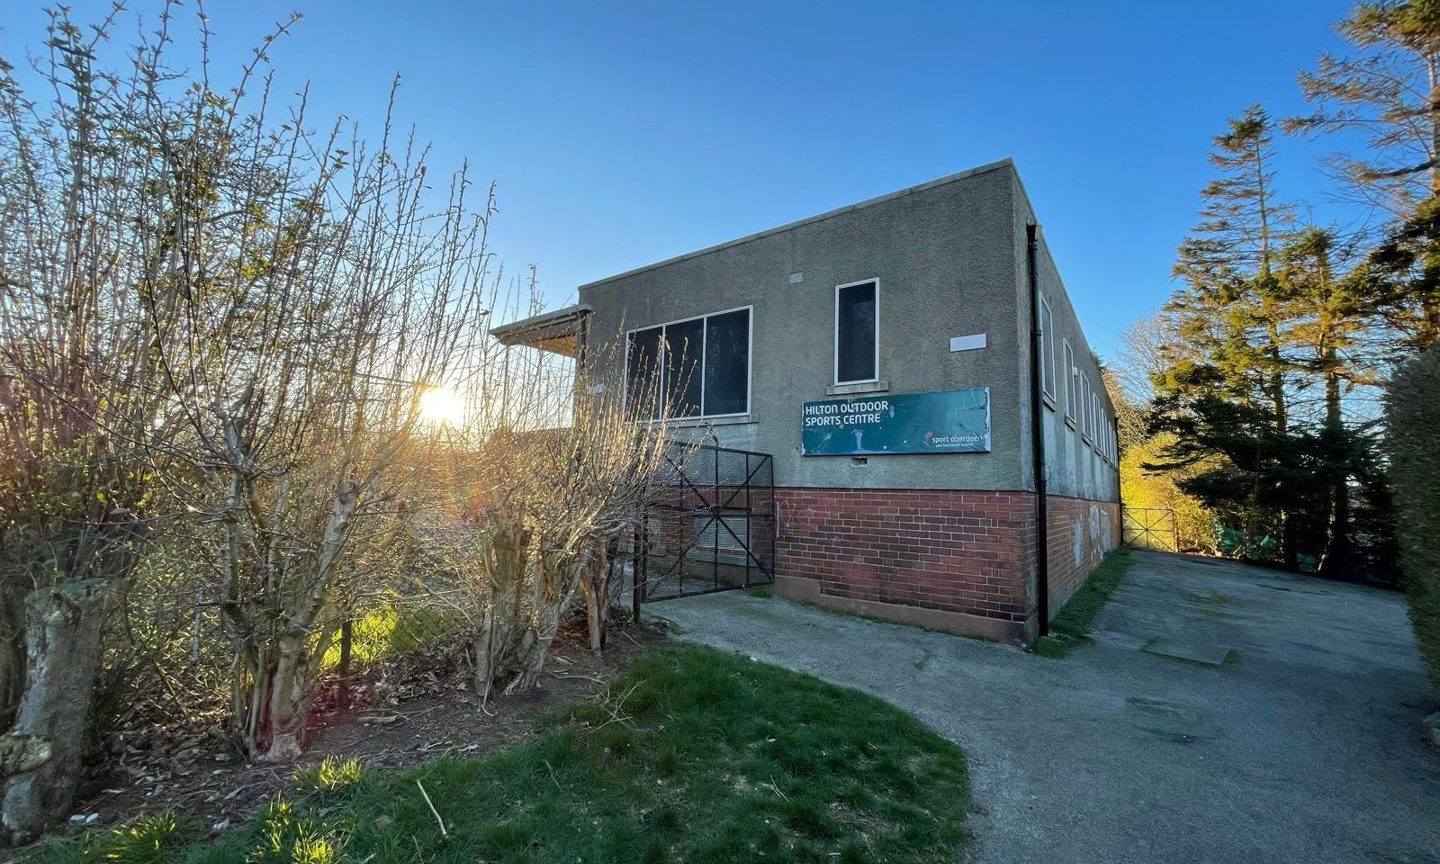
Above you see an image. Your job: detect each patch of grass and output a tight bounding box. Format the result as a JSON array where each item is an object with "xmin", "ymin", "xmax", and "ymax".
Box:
[
  {"xmin": 1033, "ymin": 548, "xmax": 1134, "ymax": 658},
  {"xmin": 41, "ymin": 645, "xmax": 970, "ymax": 864},
  {"xmin": 319, "ymin": 601, "xmax": 465, "ymax": 671},
  {"xmin": 35, "ymin": 813, "xmax": 202, "ymax": 864}
]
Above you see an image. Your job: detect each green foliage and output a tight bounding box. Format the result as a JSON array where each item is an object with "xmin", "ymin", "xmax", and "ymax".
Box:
[
  {"xmin": 317, "ymin": 601, "xmax": 464, "ymax": 673},
  {"xmin": 1385, "ymin": 344, "xmax": 1440, "ymax": 689},
  {"xmin": 29, "ymin": 813, "xmax": 199, "ymax": 864},
  {"xmin": 39, "ymin": 645, "xmax": 971, "ymax": 864},
  {"xmin": 1150, "ymin": 105, "xmax": 1398, "ymax": 578},
  {"xmin": 294, "ymin": 758, "xmax": 365, "ymax": 793},
  {"xmin": 1034, "ymin": 549, "xmax": 1134, "ymax": 658}
]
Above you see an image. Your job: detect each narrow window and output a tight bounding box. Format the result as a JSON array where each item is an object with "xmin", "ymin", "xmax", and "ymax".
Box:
[
  {"xmin": 626, "ymin": 326, "xmax": 663, "ymax": 420},
  {"xmin": 1039, "ymin": 295, "xmax": 1055, "ymax": 401},
  {"xmin": 1091, "ymin": 393, "xmax": 1101, "ymax": 450},
  {"xmin": 1062, "ymin": 339, "xmax": 1076, "ymax": 422},
  {"xmin": 702, "ymin": 308, "xmax": 750, "ymax": 416},
  {"xmin": 835, "ymin": 280, "xmax": 878, "ymax": 384},
  {"xmin": 662, "ymin": 318, "xmax": 704, "ymax": 418},
  {"xmin": 1080, "ymin": 374, "xmax": 1091, "ymax": 439}
]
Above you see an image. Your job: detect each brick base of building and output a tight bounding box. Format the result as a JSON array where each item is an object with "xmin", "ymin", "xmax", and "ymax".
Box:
[
  {"xmin": 1044, "ymin": 494, "xmax": 1122, "ymax": 615},
  {"xmin": 773, "ymin": 487, "xmax": 1119, "ymax": 645}
]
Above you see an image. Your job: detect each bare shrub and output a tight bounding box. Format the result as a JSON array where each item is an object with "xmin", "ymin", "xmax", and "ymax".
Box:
[
  {"xmin": 0, "ymin": 7, "xmax": 198, "ymax": 839},
  {"xmin": 411, "ymin": 337, "xmax": 677, "ymax": 701}
]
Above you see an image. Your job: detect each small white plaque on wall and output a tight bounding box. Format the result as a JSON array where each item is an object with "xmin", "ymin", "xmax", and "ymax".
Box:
[{"xmin": 950, "ymin": 333, "xmax": 987, "ymax": 352}]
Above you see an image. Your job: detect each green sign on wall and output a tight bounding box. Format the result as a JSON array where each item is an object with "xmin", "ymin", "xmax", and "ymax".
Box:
[{"xmin": 801, "ymin": 388, "xmax": 990, "ymax": 456}]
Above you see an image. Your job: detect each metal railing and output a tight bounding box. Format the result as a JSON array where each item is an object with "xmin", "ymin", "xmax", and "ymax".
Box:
[
  {"xmin": 1121, "ymin": 506, "xmax": 1179, "ymax": 551},
  {"xmin": 629, "ymin": 442, "xmax": 776, "ymax": 602}
]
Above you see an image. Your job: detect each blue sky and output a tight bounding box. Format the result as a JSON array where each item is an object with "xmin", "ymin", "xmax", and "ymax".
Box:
[{"xmin": 4, "ymin": 1, "xmax": 1365, "ymax": 358}]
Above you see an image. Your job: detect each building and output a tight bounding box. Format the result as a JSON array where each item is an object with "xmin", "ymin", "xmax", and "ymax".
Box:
[{"xmin": 494, "ymin": 159, "xmax": 1120, "ymax": 644}]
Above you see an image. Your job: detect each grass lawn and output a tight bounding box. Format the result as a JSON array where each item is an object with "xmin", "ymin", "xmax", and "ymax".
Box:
[
  {"xmin": 42, "ymin": 644, "xmax": 970, "ymax": 864},
  {"xmin": 1033, "ymin": 548, "xmax": 1134, "ymax": 658}
]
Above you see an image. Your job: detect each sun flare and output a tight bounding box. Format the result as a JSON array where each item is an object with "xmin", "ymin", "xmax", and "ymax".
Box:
[{"xmin": 418, "ymin": 386, "xmax": 464, "ymax": 427}]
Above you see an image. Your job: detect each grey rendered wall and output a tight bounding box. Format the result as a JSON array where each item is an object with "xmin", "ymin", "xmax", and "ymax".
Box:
[
  {"xmin": 1010, "ymin": 170, "xmax": 1119, "ymax": 504},
  {"xmin": 580, "ymin": 160, "xmax": 1028, "ymax": 492}
]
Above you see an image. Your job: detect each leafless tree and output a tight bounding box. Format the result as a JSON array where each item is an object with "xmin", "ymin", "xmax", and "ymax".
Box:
[
  {"xmin": 4, "ymin": 0, "xmax": 500, "ymax": 786},
  {"xmin": 138, "ymin": 75, "xmax": 494, "ymax": 762},
  {"xmin": 412, "ymin": 334, "xmax": 677, "ymax": 702},
  {"xmin": 0, "ymin": 6, "xmax": 207, "ymax": 839}
]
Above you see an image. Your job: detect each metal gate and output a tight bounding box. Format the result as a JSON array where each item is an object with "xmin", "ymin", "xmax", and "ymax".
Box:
[
  {"xmin": 631, "ymin": 442, "xmax": 776, "ymax": 602},
  {"xmin": 1121, "ymin": 506, "xmax": 1178, "ymax": 551}
]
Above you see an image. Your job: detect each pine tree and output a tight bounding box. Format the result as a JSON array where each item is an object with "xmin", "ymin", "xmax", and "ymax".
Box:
[
  {"xmin": 1158, "ymin": 106, "xmax": 1305, "ymax": 564},
  {"xmin": 1288, "ymin": 0, "xmax": 1440, "ymax": 348},
  {"xmin": 1275, "ymin": 229, "xmax": 1386, "ymax": 577}
]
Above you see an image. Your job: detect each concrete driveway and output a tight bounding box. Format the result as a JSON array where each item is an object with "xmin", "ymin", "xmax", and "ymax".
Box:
[{"xmin": 651, "ymin": 551, "xmax": 1440, "ymax": 863}]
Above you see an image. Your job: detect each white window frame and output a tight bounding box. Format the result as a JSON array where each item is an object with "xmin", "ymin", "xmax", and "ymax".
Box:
[
  {"xmin": 1038, "ymin": 294, "xmax": 1056, "ymax": 405},
  {"xmin": 1062, "ymin": 339, "xmax": 1076, "ymax": 425},
  {"xmin": 833, "ymin": 278, "xmax": 880, "ymax": 386},
  {"xmin": 1079, "ymin": 373, "xmax": 1091, "ymax": 441},
  {"xmin": 1091, "ymin": 392, "xmax": 1101, "ymax": 452},
  {"xmin": 623, "ymin": 304, "xmax": 754, "ymax": 421}
]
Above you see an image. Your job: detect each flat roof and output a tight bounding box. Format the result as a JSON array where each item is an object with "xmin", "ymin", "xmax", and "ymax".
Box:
[
  {"xmin": 578, "ymin": 157, "xmax": 1016, "ymax": 291},
  {"xmin": 489, "ymin": 303, "xmax": 591, "ymax": 357}
]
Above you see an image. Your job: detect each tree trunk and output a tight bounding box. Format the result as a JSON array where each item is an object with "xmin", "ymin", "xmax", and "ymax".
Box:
[
  {"xmin": 581, "ymin": 546, "xmax": 611, "ymax": 653},
  {"xmin": 2, "ymin": 580, "xmax": 111, "ymax": 844},
  {"xmin": 504, "ymin": 560, "xmax": 579, "ymax": 695},
  {"xmin": 1319, "ymin": 355, "xmax": 1352, "ymax": 579},
  {"xmin": 0, "ymin": 591, "xmax": 27, "ymax": 729},
  {"xmin": 472, "ymin": 586, "xmax": 517, "ymax": 703},
  {"xmin": 231, "ymin": 634, "xmax": 311, "ymax": 762},
  {"xmin": 505, "ymin": 600, "xmax": 564, "ymax": 695}
]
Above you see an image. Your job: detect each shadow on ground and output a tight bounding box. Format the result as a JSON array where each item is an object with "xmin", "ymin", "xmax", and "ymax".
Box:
[{"xmin": 652, "ymin": 551, "xmax": 1440, "ymax": 864}]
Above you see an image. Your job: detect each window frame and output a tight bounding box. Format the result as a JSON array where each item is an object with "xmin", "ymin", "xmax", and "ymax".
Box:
[
  {"xmin": 1079, "ymin": 373, "xmax": 1092, "ymax": 442},
  {"xmin": 623, "ymin": 304, "xmax": 754, "ymax": 421},
  {"xmin": 1062, "ymin": 338, "xmax": 1076, "ymax": 426},
  {"xmin": 833, "ymin": 278, "xmax": 880, "ymax": 386},
  {"xmin": 1091, "ymin": 392, "xmax": 1101, "ymax": 452},
  {"xmin": 1038, "ymin": 293, "xmax": 1056, "ymax": 405}
]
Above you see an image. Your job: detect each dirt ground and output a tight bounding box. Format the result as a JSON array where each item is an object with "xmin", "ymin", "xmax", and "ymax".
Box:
[{"xmin": 57, "ymin": 617, "xmax": 666, "ymax": 840}]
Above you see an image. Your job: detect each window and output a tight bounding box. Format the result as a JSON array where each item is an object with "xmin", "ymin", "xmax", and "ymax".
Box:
[
  {"xmin": 1091, "ymin": 393, "xmax": 1101, "ymax": 451},
  {"xmin": 1039, "ymin": 295, "xmax": 1055, "ymax": 402},
  {"xmin": 662, "ymin": 317, "xmax": 703, "ymax": 417},
  {"xmin": 1062, "ymin": 339, "xmax": 1076, "ymax": 423},
  {"xmin": 835, "ymin": 280, "xmax": 878, "ymax": 384},
  {"xmin": 694, "ymin": 511, "xmax": 749, "ymax": 562},
  {"xmin": 1079, "ymin": 373, "xmax": 1091, "ymax": 439},
  {"xmin": 625, "ymin": 307, "xmax": 751, "ymax": 420}
]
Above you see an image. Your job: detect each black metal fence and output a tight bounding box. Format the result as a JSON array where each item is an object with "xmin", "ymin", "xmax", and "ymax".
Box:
[
  {"xmin": 627, "ymin": 442, "xmax": 776, "ymax": 603},
  {"xmin": 1121, "ymin": 506, "xmax": 1178, "ymax": 551}
]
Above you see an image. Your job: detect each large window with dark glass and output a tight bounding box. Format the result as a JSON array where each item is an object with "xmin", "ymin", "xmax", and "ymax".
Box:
[
  {"xmin": 835, "ymin": 280, "xmax": 878, "ymax": 384},
  {"xmin": 625, "ymin": 307, "xmax": 751, "ymax": 419}
]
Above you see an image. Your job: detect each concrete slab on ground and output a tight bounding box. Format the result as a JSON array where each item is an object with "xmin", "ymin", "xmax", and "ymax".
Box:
[
  {"xmin": 648, "ymin": 551, "xmax": 1440, "ymax": 864},
  {"xmin": 1141, "ymin": 637, "xmax": 1235, "ymax": 666}
]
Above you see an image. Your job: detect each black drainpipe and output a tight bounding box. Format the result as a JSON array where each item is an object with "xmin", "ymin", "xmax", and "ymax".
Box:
[{"xmin": 1026, "ymin": 223, "xmax": 1049, "ymax": 637}]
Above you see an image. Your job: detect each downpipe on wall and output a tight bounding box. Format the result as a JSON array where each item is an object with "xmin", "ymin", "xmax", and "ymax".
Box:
[{"xmin": 1027, "ymin": 223, "xmax": 1049, "ymax": 637}]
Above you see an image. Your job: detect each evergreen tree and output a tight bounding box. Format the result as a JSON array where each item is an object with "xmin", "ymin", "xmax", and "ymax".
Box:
[
  {"xmin": 1275, "ymin": 229, "xmax": 1388, "ymax": 577},
  {"xmin": 1157, "ymin": 106, "xmax": 1306, "ymax": 564},
  {"xmin": 1288, "ymin": 0, "xmax": 1440, "ymax": 348}
]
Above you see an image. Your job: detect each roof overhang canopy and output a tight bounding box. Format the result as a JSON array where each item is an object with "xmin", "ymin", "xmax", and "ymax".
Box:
[{"xmin": 488, "ymin": 303, "xmax": 591, "ymax": 358}]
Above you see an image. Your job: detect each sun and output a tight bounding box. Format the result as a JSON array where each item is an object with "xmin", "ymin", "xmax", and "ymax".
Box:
[{"xmin": 418, "ymin": 385, "xmax": 464, "ymax": 427}]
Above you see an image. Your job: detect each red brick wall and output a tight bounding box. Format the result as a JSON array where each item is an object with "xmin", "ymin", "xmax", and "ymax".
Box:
[
  {"xmin": 1044, "ymin": 494, "xmax": 1121, "ymax": 615},
  {"xmin": 774, "ymin": 488, "xmax": 1036, "ymax": 639}
]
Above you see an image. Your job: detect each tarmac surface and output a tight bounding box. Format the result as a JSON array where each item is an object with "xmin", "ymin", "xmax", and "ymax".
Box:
[{"xmin": 653, "ymin": 551, "xmax": 1440, "ymax": 863}]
